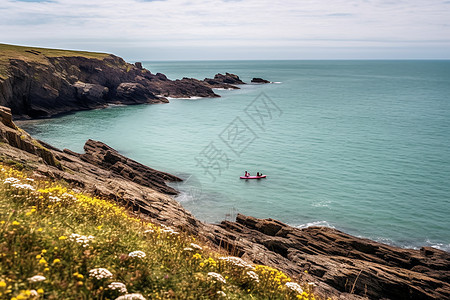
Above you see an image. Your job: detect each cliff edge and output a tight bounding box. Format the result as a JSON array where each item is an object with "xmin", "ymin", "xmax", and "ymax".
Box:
[{"xmin": 0, "ymin": 44, "xmax": 247, "ymax": 118}]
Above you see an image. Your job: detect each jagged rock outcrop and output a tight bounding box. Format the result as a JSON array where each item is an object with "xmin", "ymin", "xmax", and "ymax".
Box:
[
  {"xmin": 79, "ymin": 139, "xmax": 181, "ymax": 195},
  {"xmin": 0, "ymin": 106, "xmax": 60, "ymax": 168},
  {"xmin": 0, "ymin": 107, "xmax": 201, "ymax": 233},
  {"xmin": 203, "ymin": 73, "xmax": 245, "ymax": 89},
  {"xmin": 251, "ymin": 77, "xmax": 271, "ymax": 83},
  {"xmin": 203, "ymin": 214, "xmax": 450, "ymax": 300}
]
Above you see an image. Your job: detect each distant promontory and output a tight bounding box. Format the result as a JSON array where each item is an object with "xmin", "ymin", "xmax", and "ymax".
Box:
[{"xmin": 0, "ymin": 44, "xmax": 266, "ymax": 119}]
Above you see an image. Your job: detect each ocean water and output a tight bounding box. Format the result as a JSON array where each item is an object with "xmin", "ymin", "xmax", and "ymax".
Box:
[{"xmin": 18, "ymin": 60, "xmax": 450, "ymax": 251}]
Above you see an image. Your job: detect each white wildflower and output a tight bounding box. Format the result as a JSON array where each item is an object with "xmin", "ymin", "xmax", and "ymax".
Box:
[
  {"xmin": 115, "ymin": 293, "xmax": 146, "ymax": 300},
  {"xmin": 190, "ymin": 243, "xmax": 202, "ymax": 250},
  {"xmin": 162, "ymin": 228, "xmax": 179, "ymax": 235},
  {"xmin": 28, "ymin": 275, "xmax": 46, "ymax": 282},
  {"xmin": 207, "ymin": 272, "xmax": 226, "ymax": 284},
  {"xmin": 216, "ymin": 291, "xmax": 227, "ymax": 297},
  {"xmin": 285, "ymin": 282, "xmax": 304, "ymax": 294},
  {"xmin": 108, "ymin": 282, "xmax": 127, "ymax": 294},
  {"xmin": 308, "ymin": 282, "xmax": 317, "ymax": 287},
  {"xmin": 62, "ymin": 192, "xmax": 76, "ymax": 199},
  {"xmin": 89, "ymin": 268, "xmax": 113, "ymax": 280},
  {"xmin": 128, "ymin": 250, "xmax": 146, "ymax": 258},
  {"xmin": 183, "ymin": 247, "xmax": 194, "ymax": 252},
  {"xmin": 246, "ymin": 270, "xmax": 260, "ymax": 283},
  {"xmin": 144, "ymin": 229, "xmax": 154, "ymax": 234},
  {"xmin": 3, "ymin": 177, "xmax": 20, "ymax": 184},
  {"xmin": 26, "ymin": 178, "xmax": 35, "ymax": 182},
  {"xmin": 161, "ymin": 224, "xmax": 179, "ymax": 235},
  {"xmin": 218, "ymin": 256, "xmax": 254, "ymax": 269},
  {"xmin": 69, "ymin": 233, "xmax": 95, "ymax": 247},
  {"xmin": 29, "ymin": 290, "xmax": 39, "ymax": 297},
  {"xmin": 11, "ymin": 183, "xmax": 35, "ymax": 191},
  {"xmin": 49, "ymin": 196, "xmax": 61, "ymax": 202}
]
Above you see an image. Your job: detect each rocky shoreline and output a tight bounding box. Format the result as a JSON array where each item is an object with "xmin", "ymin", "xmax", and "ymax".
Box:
[
  {"xmin": 1, "ymin": 46, "xmax": 449, "ymax": 299},
  {"xmin": 1, "ymin": 106, "xmax": 449, "ymax": 300}
]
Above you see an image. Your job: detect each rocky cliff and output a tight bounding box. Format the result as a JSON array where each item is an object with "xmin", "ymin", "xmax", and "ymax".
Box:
[
  {"xmin": 1, "ymin": 106, "xmax": 449, "ymax": 299},
  {"xmin": 203, "ymin": 214, "xmax": 450, "ymax": 300},
  {"xmin": 0, "ymin": 44, "xmax": 252, "ymax": 119}
]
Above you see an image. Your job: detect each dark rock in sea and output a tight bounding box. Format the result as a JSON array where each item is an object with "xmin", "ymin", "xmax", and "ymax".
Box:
[
  {"xmin": 202, "ymin": 73, "xmax": 246, "ymax": 90},
  {"xmin": 214, "ymin": 73, "xmax": 245, "ymax": 84},
  {"xmin": 251, "ymin": 77, "xmax": 271, "ymax": 84}
]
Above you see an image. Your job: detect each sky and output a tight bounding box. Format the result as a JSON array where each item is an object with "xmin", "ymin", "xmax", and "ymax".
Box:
[{"xmin": 1, "ymin": 0, "xmax": 450, "ymax": 60}]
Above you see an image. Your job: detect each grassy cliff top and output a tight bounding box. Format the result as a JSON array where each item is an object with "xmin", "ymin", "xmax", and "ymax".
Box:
[{"xmin": 0, "ymin": 43, "xmax": 111, "ymax": 79}]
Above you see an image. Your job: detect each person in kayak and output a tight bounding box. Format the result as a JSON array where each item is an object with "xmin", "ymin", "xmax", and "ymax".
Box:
[{"xmin": 245, "ymin": 171, "xmax": 250, "ymax": 177}]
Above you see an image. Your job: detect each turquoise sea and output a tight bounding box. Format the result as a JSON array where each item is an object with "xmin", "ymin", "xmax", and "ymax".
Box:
[{"xmin": 19, "ymin": 60, "xmax": 450, "ymax": 251}]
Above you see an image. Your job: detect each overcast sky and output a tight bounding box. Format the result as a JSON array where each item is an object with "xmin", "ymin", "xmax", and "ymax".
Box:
[{"xmin": 1, "ymin": 0, "xmax": 450, "ymax": 60}]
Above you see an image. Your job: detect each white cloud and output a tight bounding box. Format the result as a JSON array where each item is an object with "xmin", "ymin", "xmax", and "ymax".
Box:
[{"xmin": 1, "ymin": 0, "xmax": 449, "ymax": 59}]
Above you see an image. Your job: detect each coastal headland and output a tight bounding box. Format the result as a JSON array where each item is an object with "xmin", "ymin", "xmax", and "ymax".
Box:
[{"xmin": 1, "ymin": 44, "xmax": 449, "ymax": 299}]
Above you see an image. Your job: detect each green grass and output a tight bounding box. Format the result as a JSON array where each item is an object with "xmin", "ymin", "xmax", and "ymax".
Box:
[
  {"xmin": 0, "ymin": 43, "xmax": 111, "ymax": 80},
  {"xmin": 0, "ymin": 162, "xmax": 318, "ymax": 300}
]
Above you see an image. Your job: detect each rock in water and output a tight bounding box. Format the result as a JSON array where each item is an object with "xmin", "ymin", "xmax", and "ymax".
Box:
[{"xmin": 251, "ymin": 77, "xmax": 270, "ymax": 83}]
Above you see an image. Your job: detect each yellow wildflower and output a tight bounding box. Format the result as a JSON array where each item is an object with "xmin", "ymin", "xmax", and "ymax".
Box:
[
  {"xmin": 0, "ymin": 281, "xmax": 6, "ymax": 288},
  {"xmin": 58, "ymin": 236, "xmax": 67, "ymax": 240},
  {"xmin": 12, "ymin": 221, "xmax": 20, "ymax": 226},
  {"xmin": 36, "ymin": 254, "xmax": 41, "ymax": 259},
  {"xmin": 37, "ymin": 228, "xmax": 43, "ymax": 232},
  {"xmin": 38, "ymin": 258, "xmax": 46, "ymax": 265},
  {"xmin": 44, "ymin": 268, "xmax": 49, "ymax": 272},
  {"xmin": 37, "ymin": 289, "xmax": 44, "ymax": 294},
  {"xmin": 41, "ymin": 249, "xmax": 47, "ymax": 254},
  {"xmin": 53, "ymin": 258, "xmax": 61, "ymax": 264}
]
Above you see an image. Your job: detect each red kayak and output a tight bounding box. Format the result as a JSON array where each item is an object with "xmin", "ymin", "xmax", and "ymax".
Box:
[{"xmin": 240, "ymin": 175, "xmax": 267, "ymax": 179}]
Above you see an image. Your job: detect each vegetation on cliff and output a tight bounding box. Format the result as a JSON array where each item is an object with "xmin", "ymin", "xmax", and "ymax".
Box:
[
  {"xmin": 0, "ymin": 44, "xmax": 110, "ymax": 81},
  {"xmin": 0, "ymin": 162, "xmax": 317, "ymax": 299}
]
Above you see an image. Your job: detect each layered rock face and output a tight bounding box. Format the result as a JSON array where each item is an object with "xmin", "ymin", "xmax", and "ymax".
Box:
[
  {"xmin": 203, "ymin": 214, "xmax": 450, "ymax": 300},
  {"xmin": 0, "ymin": 106, "xmax": 200, "ymax": 233},
  {"xmin": 1, "ymin": 55, "xmax": 161, "ymax": 118},
  {"xmin": 0, "ymin": 52, "xmax": 250, "ymax": 119},
  {"xmin": 0, "ymin": 106, "xmax": 60, "ymax": 168}
]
